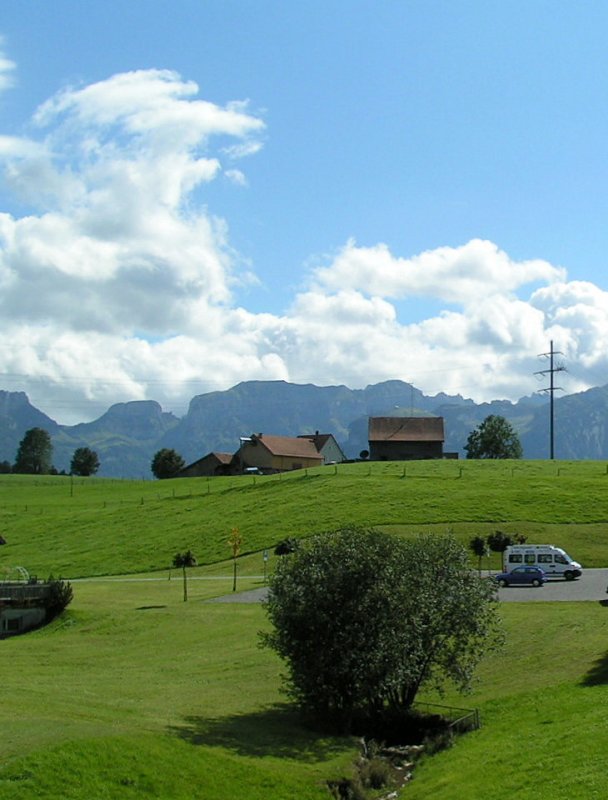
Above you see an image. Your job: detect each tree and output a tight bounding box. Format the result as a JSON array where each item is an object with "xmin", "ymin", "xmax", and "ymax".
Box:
[
  {"xmin": 262, "ymin": 527, "xmax": 501, "ymax": 733},
  {"xmin": 469, "ymin": 535, "xmax": 489, "ymax": 575},
  {"xmin": 464, "ymin": 415, "xmax": 523, "ymax": 459},
  {"xmin": 151, "ymin": 448, "xmax": 185, "ymax": 479},
  {"xmin": 228, "ymin": 527, "xmax": 242, "ymax": 592},
  {"xmin": 14, "ymin": 427, "xmax": 53, "ymax": 474},
  {"xmin": 173, "ymin": 550, "xmax": 197, "ymax": 601},
  {"xmin": 0, "ymin": 460, "xmax": 11, "ymax": 474},
  {"xmin": 70, "ymin": 447, "xmax": 100, "ymax": 477},
  {"xmin": 487, "ymin": 530, "xmax": 514, "ymax": 570}
]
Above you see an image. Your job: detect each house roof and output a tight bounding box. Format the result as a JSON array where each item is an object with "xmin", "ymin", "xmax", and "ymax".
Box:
[
  {"xmin": 183, "ymin": 452, "xmax": 233, "ymax": 470},
  {"xmin": 246, "ymin": 434, "xmax": 323, "ymax": 460},
  {"xmin": 211, "ymin": 452, "xmax": 234, "ymax": 464},
  {"xmin": 368, "ymin": 416, "xmax": 445, "ymax": 443},
  {"xmin": 297, "ymin": 433, "xmax": 334, "ymax": 450}
]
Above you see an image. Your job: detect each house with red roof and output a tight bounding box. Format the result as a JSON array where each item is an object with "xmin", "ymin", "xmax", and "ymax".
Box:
[{"xmin": 234, "ymin": 433, "xmax": 324, "ymax": 474}]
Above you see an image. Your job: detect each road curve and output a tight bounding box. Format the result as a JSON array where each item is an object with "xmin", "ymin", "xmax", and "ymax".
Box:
[{"xmin": 208, "ymin": 569, "xmax": 608, "ymax": 604}]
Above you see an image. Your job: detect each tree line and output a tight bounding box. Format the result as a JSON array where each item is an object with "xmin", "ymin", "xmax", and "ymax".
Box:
[{"xmin": 0, "ymin": 427, "xmax": 100, "ymax": 476}]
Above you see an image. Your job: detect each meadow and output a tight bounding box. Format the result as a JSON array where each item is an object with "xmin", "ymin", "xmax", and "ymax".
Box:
[{"xmin": 1, "ymin": 461, "xmax": 608, "ymax": 799}]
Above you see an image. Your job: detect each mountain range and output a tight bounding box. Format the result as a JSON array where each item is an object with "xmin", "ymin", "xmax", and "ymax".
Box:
[{"xmin": 1, "ymin": 379, "xmax": 607, "ymax": 478}]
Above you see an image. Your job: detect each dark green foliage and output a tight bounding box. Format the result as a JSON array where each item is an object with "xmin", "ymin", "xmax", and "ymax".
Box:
[
  {"xmin": 14, "ymin": 427, "xmax": 53, "ymax": 474},
  {"xmin": 173, "ymin": 550, "xmax": 197, "ymax": 601},
  {"xmin": 0, "ymin": 460, "xmax": 11, "ymax": 473},
  {"xmin": 44, "ymin": 576, "xmax": 74, "ymax": 619},
  {"xmin": 70, "ymin": 447, "xmax": 100, "ymax": 476},
  {"xmin": 464, "ymin": 415, "xmax": 523, "ymax": 459},
  {"xmin": 327, "ymin": 777, "xmax": 367, "ymax": 800},
  {"xmin": 262, "ymin": 527, "xmax": 501, "ymax": 733},
  {"xmin": 487, "ymin": 530, "xmax": 514, "ymax": 556},
  {"xmin": 274, "ymin": 537, "xmax": 300, "ymax": 556},
  {"xmin": 359, "ymin": 756, "xmax": 392, "ymax": 790},
  {"xmin": 151, "ymin": 448, "xmax": 185, "ymax": 479},
  {"xmin": 469, "ymin": 535, "xmax": 489, "ymax": 573}
]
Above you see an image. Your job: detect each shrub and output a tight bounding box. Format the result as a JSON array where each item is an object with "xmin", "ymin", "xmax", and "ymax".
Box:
[
  {"xmin": 44, "ymin": 576, "xmax": 74, "ymax": 620},
  {"xmin": 274, "ymin": 537, "xmax": 300, "ymax": 556}
]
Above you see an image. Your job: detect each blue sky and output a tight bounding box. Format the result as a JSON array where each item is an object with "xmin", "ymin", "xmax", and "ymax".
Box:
[{"xmin": 0, "ymin": 1, "xmax": 607, "ymax": 422}]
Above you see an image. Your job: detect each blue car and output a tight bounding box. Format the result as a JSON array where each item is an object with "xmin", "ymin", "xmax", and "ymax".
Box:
[{"xmin": 495, "ymin": 566, "xmax": 546, "ymax": 588}]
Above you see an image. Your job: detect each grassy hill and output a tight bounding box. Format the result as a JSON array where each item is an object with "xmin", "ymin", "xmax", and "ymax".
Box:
[
  {"xmin": 1, "ymin": 460, "xmax": 608, "ymax": 799},
  {"xmin": 2, "ymin": 459, "xmax": 608, "ymax": 578}
]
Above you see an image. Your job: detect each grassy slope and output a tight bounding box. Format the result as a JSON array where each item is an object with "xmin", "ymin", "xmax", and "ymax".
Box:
[
  {"xmin": 2, "ymin": 461, "xmax": 608, "ymax": 798},
  {"xmin": 412, "ymin": 602, "xmax": 608, "ymax": 799},
  {"xmin": 2, "ymin": 459, "xmax": 608, "ymax": 577},
  {"xmin": 0, "ymin": 579, "xmax": 354, "ymax": 800}
]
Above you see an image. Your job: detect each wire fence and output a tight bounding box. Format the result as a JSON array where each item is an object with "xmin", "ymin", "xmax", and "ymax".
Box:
[{"xmin": 413, "ymin": 701, "xmax": 481, "ymax": 733}]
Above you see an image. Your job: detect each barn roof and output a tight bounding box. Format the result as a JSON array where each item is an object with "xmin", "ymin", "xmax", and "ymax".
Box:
[
  {"xmin": 248, "ymin": 434, "xmax": 323, "ymax": 460},
  {"xmin": 368, "ymin": 416, "xmax": 445, "ymax": 443}
]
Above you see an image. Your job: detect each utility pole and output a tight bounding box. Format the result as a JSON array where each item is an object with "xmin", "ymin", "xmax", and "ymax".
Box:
[{"xmin": 534, "ymin": 340, "xmax": 565, "ymax": 460}]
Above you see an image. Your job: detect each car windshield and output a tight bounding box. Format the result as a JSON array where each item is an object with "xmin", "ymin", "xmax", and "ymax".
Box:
[{"xmin": 555, "ymin": 553, "xmax": 569, "ymax": 564}]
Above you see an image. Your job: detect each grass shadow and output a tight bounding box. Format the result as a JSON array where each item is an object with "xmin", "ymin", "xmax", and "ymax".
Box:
[
  {"xmin": 167, "ymin": 704, "xmax": 351, "ymax": 762},
  {"xmin": 581, "ymin": 649, "xmax": 608, "ymax": 686}
]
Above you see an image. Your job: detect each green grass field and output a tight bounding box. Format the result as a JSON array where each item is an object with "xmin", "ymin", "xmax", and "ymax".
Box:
[
  {"xmin": 1, "ymin": 461, "xmax": 608, "ymax": 798},
  {"xmin": 2, "ymin": 459, "xmax": 608, "ymax": 577}
]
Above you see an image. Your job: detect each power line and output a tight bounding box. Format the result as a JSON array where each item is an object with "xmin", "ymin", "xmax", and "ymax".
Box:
[{"xmin": 534, "ymin": 340, "xmax": 566, "ymax": 460}]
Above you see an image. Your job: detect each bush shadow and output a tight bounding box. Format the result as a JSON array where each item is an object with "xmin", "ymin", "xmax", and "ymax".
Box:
[
  {"xmin": 581, "ymin": 650, "xmax": 608, "ymax": 687},
  {"xmin": 167, "ymin": 704, "xmax": 351, "ymax": 762}
]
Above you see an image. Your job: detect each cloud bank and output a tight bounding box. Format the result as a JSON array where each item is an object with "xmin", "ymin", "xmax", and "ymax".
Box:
[{"xmin": 0, "ymin": 64, "xmax": 606, "ymax": 422}]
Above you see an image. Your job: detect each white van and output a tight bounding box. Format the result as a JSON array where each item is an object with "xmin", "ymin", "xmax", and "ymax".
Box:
[{"xmin": 503, "ymin": 545, "xmax": 582, "ymax": 581}]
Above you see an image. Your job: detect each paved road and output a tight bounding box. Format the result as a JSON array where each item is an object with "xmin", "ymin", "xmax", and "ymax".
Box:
[
  {"xmin": 496, "ymin": 567, "xmax": 608, "ymax": 603},
  {"xmin": 207, "ymin": 586, "xmax": 269, "ymax": 603},
  {"xmin": 208, "ymin": 569, "xmax": 608, "ymax": 604}
]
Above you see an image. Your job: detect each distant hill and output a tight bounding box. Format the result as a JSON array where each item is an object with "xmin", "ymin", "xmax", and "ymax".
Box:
[{"xmin": 1, "ymin": 379, "xmax": 607, "ymax": 478}]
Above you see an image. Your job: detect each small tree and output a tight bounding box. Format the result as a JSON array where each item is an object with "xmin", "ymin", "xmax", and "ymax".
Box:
[
  {"xmin": 469, "ymin": 535, "xmax": 489, "ymax": 575},
  {"xmin": 274, "ymin": 537, "xmax": 300, "ymax": 556},
  {"xmin": 262, "ymin": 527, "xmax": 501, "ymax": 733},
  {"xmin": 0, "ymin": 460, "xmax": 11, "ymax": 474},
  {"xmin": 14, "ymin": 427, "xmax": 53, "ymax": 474},
  {"xmin": 464, "ymin": 415, "xmax": 523, "ymax": 459},
  {"xmin": 44, "ymin": 576, "xmax": 74, "ymax": 620},
  {"xmin": 487, "ymin": 530, "xmax": 514, "ymax": 570},
  {"xmin": 151, "ymin": 448, "xmax": 185, "ymax": 479},
  {"xmin": 228, "ymin": 527, "xmax": 242, "ymax": 592},
  {"xmin": 70, "ymin": 447, "xmax": 100, "ymax": 477},
  {"xmin": 173, "ymin": 550, "xmax": 197, "ymax": 601}
]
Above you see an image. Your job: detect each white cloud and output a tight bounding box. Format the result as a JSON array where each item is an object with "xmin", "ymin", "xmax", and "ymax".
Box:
[
  {"xmin": 2, "ymin": 67, "xmax": 608, "ymax": 423},
  {"xmin": 0, "ymin": 69, "xmax": 266, "ymax": 341},
  {"xmin": 225, "ymin": 168, "xmax": 248, "ymax": 186},
  {"xmin": 0, "ymin": 41, "xmax": 15, "ymax": 93},
  {"xmin": 311, "ymin": 238, "xmax": 565, "ymax": 305}
]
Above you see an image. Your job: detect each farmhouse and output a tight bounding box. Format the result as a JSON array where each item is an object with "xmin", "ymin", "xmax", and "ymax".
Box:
[
  {"xmin": 177, "ymin": 452, "xmax": 233, "ymax": 478},
  {"xmin": 368, "ymin": 416, "xmax": 445, "ymax": 460},
  {"xmin": 297, "ymin": 432, "xmax": 346, "ymax": 464},
  {"xmin": 234, "ymin": 433, "xmax": 324, "ymax": 474}
]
